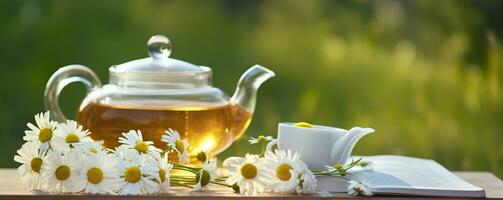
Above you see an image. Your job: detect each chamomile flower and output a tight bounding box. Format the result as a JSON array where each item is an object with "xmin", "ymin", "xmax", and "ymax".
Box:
[
  {"xmin": 23, "ymin": 111, "xmax": 57, "ymax": 152},
  {"xmin": 78, "ymin": 153, "xmax": 118, "ymax": 194},
  {"xmin": 325, "ymin": 163, "xmax": 345, "ymax": 173},
  {"xmin": 113, "ymin": 145, "xmax": 137, "ymax": 161},
  {"xmin": 115, "ymin": 153, "xmax": 158, "ymax": 195},
  {"xmin": 194, "ymin": 158, "xmax": 218, "ymax": 191},
  {"xmin": 203, "ymin": 158, "xmax": 218, "ymax": 180},
  {"xmin": 41, "ymin": 149, "xmax": 84, "ymax": 193},
  {"xmin": 118, "ymin": 130, "xmax": 161, "ymax": 158},
  {"xmin": 161, "ymin": 129, "xmax": 189, "ymax": 164},
  {"xmin": 52, "ymin": 120, "xmax": 92, "ymax": 151},
  {"xmin": 222, "ymin": 156, "xmax": 242, "ymax": 168},
  {"xmin": 225, "ymin": 154, "xmax": 269, "ymax": 195},
  {"xmin": 155, "ymin": 153, "xmax": 173, "ymax": 193},
  {"xmin": 296, "ymin": 163, "xmax": 318, "ymax": 194},
  {"xmin": 13, "ymin": 141, "xmax": 46, "ymax": 190},
  {"xmin": 347, "ymin": 180, "xmax": 373, "ymax": 196},
  {"xmin": 248, "ymin": 135, "xmax": 273, "ymax": 144},
  {"xmin": 264, "ymin": 149, "xmax": 303, "ymax": 193},
  {"xmin": 74, "ymin": 141, "xmax": 108, "ymax": 156}
]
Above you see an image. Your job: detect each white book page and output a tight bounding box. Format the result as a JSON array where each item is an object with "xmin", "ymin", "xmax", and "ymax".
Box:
[{"xmin": 347, "ymin": 155, "xmax": 484, "ymax": 197}]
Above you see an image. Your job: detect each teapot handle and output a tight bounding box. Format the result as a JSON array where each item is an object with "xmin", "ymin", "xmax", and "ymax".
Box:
[{"xmin": 44, "ymin": 65, "xmax": 102, "ymax": 122}]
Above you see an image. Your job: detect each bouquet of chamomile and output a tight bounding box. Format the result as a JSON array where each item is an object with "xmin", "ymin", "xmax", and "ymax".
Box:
[{"xmin": 14, "ymin": 111, "xmax": 370, "ymax": 196}]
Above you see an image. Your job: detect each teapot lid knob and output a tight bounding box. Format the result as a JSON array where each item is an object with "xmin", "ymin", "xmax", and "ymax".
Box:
[{"xmin": 147, "ymin": 35, "xmax": 172, "ymax": 59}]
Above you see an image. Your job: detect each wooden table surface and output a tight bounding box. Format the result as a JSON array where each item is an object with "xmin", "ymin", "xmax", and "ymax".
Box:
[{"xmin": 0, "ymin": 169, "xmax": 502, "ymax": 200}]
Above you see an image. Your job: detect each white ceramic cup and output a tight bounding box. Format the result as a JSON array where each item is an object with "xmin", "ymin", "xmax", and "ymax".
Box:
[{"xmin": 267, "ymin": 122, "xmax": 373, "ymax": 170}]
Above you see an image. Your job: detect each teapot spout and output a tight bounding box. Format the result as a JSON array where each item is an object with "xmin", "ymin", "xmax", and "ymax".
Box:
[
  {"xmin": 230, "ymin": 65, "xmax": 275, "ymax": 112},
  {"xmin": 330, "ymin": 127, "xmax": 374, "ymax": 165}
]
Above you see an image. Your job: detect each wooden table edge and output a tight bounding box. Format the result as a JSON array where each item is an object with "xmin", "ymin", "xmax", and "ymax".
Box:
[{"xmin": 0, "ymin": 169, "xmax": 501, "ymax": 199}]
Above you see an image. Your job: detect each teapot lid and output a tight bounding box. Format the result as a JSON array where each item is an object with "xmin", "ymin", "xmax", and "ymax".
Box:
[{"xmin": 109, "ymin": 35, "xmax": 211, "ymax": 88}]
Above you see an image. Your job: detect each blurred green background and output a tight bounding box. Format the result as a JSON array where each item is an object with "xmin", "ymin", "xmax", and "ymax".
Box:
[{"xmin": 1, "ymin": 0, "xmax": 502, "ymax": 177}]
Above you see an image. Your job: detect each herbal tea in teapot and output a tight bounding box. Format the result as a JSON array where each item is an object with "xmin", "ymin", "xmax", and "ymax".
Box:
[
  {"xmin": 76, "ymin": 101, "xmax": 252, "ymax": 156},
  {"xmin": 45, "ymin": 35, "xmax": 274, "ymax": 161}
]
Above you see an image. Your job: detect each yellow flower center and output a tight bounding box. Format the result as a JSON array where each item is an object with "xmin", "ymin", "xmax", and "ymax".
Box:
[
  {"xmin": 90, "ymin": 147, "xmax": 97, "ymax": 153},
  {"xmin": 294, "ymin": 122, "xmax": 314, "ymax": 128},
  {"xmin": 276, "ymin": 164, "xmax": 292, "ymax": 181},
  {"xmin": 38, "ymin": 128, "xmax": 53, "ymax": 142},
  {"xmin": 197, "ymin": 151, "xmax": 207, "ymax": 162},
  {"xmin": 125, "ymin": 166, "xmax": 142, "ymax": 183},
  {"xmin": 65, "ymin": 133, "xmax": 80, "ymax": 143},
  {"xmin": 334, "ymin": 163, "xmax": 344, "ymax": 169},
  {"xmin": 159, "ymin": 169, "xmax": 166, "ymax": 183},
  {"xmin": 87, "ymin": 167, "xmax": 103, "ymax": 184},
  {"xmin": 240, "ymin": 163, "xmax": 257, "ymax": 179},
  {"xmin": 55, "ymin": 165, "xmax": 71, "ymax": 181},
  {"xmin": 134, "ymin": 142, "xmax": 149, "ymax": 154},
  {"xmin": 30, "ymin": 158, "xmax": 43, "ymax": 173},
  {"xmin": 175, "ymin": 140, "xmax": 185, "ymax": 153}
]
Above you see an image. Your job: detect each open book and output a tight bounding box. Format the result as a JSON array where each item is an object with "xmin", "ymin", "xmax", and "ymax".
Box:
[{"xmin": 317, "ymin": 155, "xmax": 485, "ymax": 198}]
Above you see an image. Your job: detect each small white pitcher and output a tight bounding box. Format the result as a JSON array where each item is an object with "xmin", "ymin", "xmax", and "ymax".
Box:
[{"xmin": 267, "ymin": 122, "xmax": 374, "ymax": 170}]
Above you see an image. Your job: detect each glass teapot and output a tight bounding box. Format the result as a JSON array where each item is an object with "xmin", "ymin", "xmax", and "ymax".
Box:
[{"xmin": 44, "ymin": 35, "xmax": 275, "ymax": 159}]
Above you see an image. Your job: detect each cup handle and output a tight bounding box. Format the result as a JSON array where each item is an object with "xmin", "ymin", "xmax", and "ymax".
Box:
[
  {"xmin": 44, "ymin": 65, "xmax": 102, "ymax": 122},
  {"xmin": 266, "ymin": 139, "xmax": 278, "ymax": 153}
]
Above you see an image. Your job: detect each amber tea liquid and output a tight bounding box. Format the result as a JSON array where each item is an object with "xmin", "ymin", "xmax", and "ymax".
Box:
[{"xmin": 76, "ymin": 102, "xmax": 252, "ymax": 159}]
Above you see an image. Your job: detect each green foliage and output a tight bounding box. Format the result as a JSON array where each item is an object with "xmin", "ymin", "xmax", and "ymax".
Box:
[{"xmin": 1, "ymin": 0, "xmax": 502, "ymax": 177}]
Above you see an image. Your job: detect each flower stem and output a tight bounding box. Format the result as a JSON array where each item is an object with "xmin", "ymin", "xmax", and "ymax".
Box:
[
  {"xmin": 210, "ymin": 181, "xmax": 232, "ymax": 188},
  {"xmin": 170, "ymin": 175, "xmax": 195, "ymax": 178},
  {"xmin": 169, "ymin": 162, "xmax": 202, "ymax": 170},
  {"xmin": 260, "ymin": 142, "xmax": 267, "ymax": 156},
  {"xmin": 171, "ymin": 163, "xmax": 200, "ymax": 174},
  {"xmin": 170, "ymin": 177, "xmax": 195, "ymax": 181},
  {"xmin": 171, "ymin": 182, "xmax": 194, "ymax": 188}
]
